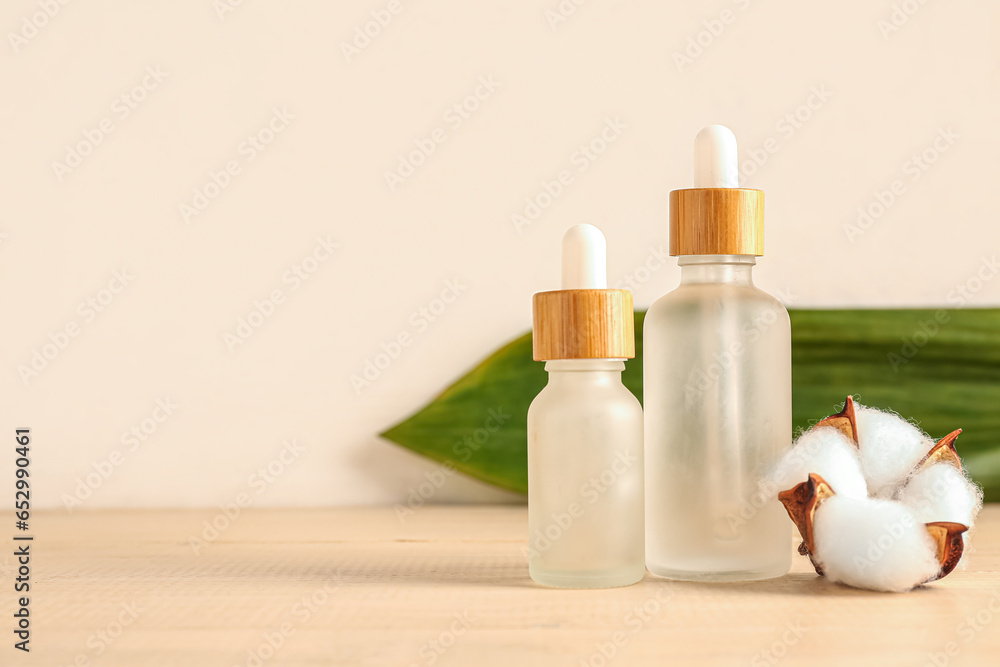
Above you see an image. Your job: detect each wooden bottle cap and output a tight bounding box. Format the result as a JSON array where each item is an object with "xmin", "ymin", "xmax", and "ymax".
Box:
[
  {"xmin": 669, "ymin": 188, "xmax": 764, "ymax": 256},
  {"xmin": 532, "ymin": 289, "xmax": 635, "ymax": 361}
]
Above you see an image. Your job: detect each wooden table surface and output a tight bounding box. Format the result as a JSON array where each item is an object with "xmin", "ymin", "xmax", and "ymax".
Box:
[{"xmin": 4, "ymin": 505, "xmax": 1000, "ymax": 666}]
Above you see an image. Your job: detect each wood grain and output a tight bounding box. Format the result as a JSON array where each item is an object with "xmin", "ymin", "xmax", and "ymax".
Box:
[
  {"xmin": 670, "ymin": 188, "xmax": 765, "ymax": 256},
  {"xmin": 532, "ymin": 289, "xmax": 635, "ymax": 360},
  {"xmin": 3, "ymin": 506, "xmax": 999, "ymax": 666}
]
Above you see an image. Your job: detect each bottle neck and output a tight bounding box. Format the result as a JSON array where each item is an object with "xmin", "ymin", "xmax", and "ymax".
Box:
[
  {"xmin": 543, "ymin": 359, "xmax": 626, "ymax": 387},
  {"xmin": 678, "ymin": 254, "xmax": 756, "ymax": 286}
]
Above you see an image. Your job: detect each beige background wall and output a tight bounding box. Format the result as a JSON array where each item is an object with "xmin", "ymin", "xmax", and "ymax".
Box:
[{"xmin": 2, "ymin": 0, "xmax": 998, "ymax": 509}]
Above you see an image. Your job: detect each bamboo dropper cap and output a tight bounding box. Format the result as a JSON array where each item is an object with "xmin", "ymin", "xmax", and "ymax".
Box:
[
  {"xmin": 670, "ymin": 125, "xmax": 764, "ymax": 256},
  {"xmin": 532, "ymin": 225, "xmax": 635, "ymax": 361}
]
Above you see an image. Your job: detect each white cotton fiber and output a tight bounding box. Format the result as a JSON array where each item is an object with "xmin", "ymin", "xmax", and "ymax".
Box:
[
  {"xmin": 897, "ymin": 463, "xmax": 983, "ymax": 528},
  {"xmin": 778, "ymin": 400, "xmax": 980, "ymax": 592},
  {"xmin": 770, "ymin": 427, "xmax": 868, "ymax": 499},
  {"xmin": 812, "ymin": 495, "xmax": 941, "ymax": 593},
  {"xmin": 855, "ymin": 406, "xmax": 932, "ymax": 498}
]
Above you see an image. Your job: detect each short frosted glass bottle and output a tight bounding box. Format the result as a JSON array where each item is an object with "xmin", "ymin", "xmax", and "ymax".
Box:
[
  {"xmin": 528, "ymin": 224, "xmax": 644, "ymax": 588},
  {"xmin": 644, "ymin": 125, "xmax": 791, "ymax": 581},
  {"xmin": 528, "ymin": 359, "xmax": 644, "ymax": 587}
]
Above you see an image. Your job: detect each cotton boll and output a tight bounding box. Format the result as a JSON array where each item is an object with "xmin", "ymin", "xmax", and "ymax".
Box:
[
  {"xmin": 897, "ymin": 464, "xmax": 983, "ymax": 528},
  {"xmin": 855, "ymin": 406, "xmax": 931, "ymax": 498},
  {"xmin": 779, "ymin": 401, "xmax": 975, "ymax": 592},
  {"xmin": 770, "ymin": 427, "xmax": 868, "ymax": 499},
  {"xmin": 812, "ymin": 495, "xmax": 941, "ymax": 592}
]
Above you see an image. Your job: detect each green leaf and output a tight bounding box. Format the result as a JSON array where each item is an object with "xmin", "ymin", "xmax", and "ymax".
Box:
[
  {"xmin": 382, "ymin": 308, "xmax": 1000, "ymax": 501},
  {"xmin": 380, "ymin": 331, "xmax": 542, "ymax": 494}
]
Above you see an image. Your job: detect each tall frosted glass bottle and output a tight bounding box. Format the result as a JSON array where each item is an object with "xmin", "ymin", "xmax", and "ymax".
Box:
[
  {"xmin": 528, "ymin": 224, "xmax": 644, "ymax": 588},
  {"xmin": 644, "ymin": 126, "xmax": 792, "ymax": 581}
]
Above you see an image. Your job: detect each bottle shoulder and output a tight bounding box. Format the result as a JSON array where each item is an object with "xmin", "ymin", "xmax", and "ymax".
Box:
[
  {"xmin": 648, "ymin": 283, "xmax": 789, "ymax": 318},
  {"xmin": 529, "ymin": 376, "xmax": 642, "ymax": 417}
]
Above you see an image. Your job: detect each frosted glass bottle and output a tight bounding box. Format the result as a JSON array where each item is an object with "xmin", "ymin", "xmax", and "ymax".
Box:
[
  {"xmin": 529, "ymin": 223, "xmax": 642, "ymax": 587},
  {"xmin": 644, "ymin": 254, "xmax": 792, "ymax": 581},
  {"xmin": 527, "ymin": 359, "xmax": 644, "ymax": 588}
]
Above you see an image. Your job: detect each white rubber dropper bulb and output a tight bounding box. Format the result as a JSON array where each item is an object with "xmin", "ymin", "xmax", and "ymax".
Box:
[
  {"xmin": 694, "ymin": 124, "xmax": 739, "ymax": 188},
  {"xmin": 561, "ymin": 224, "xmax": 607, "ymax": 289}
]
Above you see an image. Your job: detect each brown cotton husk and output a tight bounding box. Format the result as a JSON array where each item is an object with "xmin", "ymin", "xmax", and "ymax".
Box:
[
  {"xmin": 924, "ymin": 521, "xmax": 968, "ymax": 581},
  {"xmin": 777, "ymin": 473, "xmax": 835, "ymax": 576},
  {"xmin": 814, "ymin": 395, "xmax": 858, "ymax": 445},
  {"xmin": 915, "ymin": 429, "xmax": 964, "ymax": 473}
]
